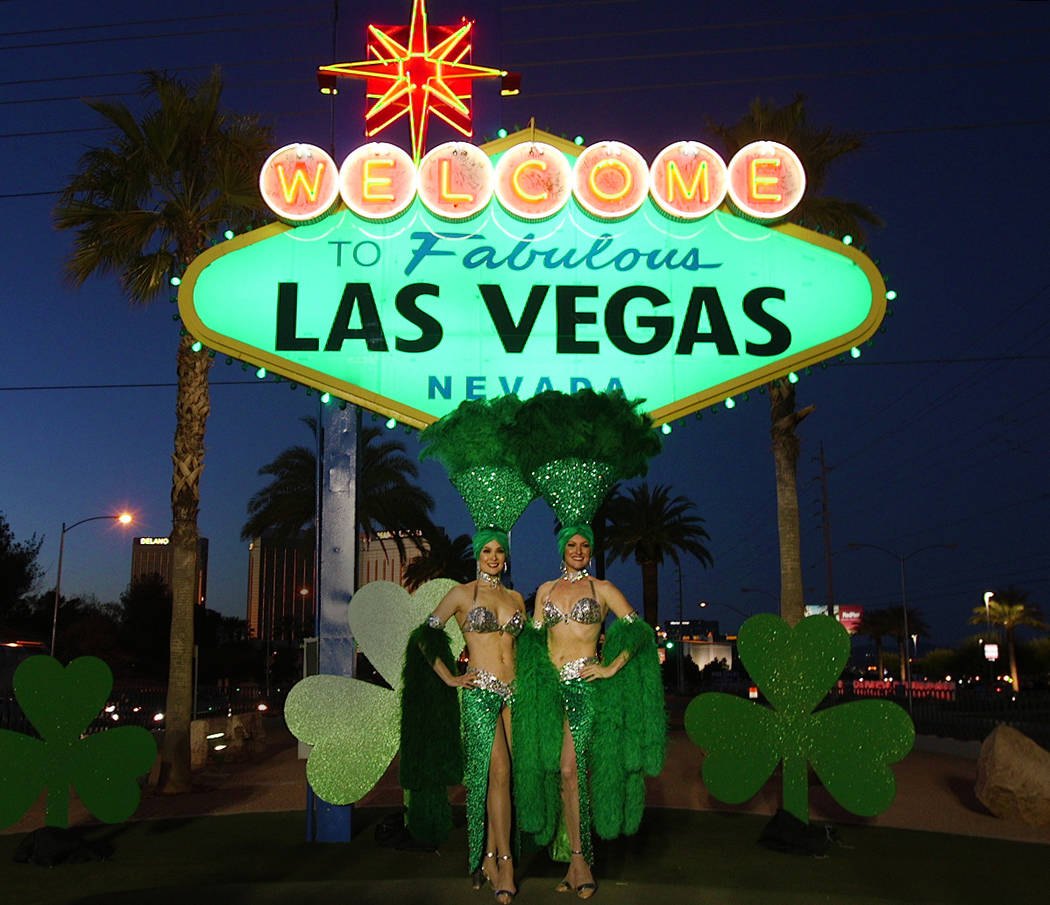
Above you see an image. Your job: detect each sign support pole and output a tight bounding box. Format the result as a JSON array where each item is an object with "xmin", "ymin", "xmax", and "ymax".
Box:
[{"xmin": 307, "ymin": 402, "xmax": 359, "ymax": 841}]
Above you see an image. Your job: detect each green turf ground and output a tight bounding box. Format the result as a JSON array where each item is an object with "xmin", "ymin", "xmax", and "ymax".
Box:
[{"xmin": 1, "ymin": 807, "xmax": 1043, "ymax": 905}]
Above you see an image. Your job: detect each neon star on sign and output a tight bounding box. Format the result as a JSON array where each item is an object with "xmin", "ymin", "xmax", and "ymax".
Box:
[{"xmin": 318, "ymin": 0, "xmax": 505, "ymax": 163}]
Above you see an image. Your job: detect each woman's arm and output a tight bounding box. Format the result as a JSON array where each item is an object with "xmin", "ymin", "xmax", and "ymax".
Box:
[
  {"xmin": 580, "ymin": 580, "xmax": 638, "ymax": 680},
  {"xmin": 432, "ymin": 654, "xmax": 474, "ymax": 688},
  {"xmin": 532, "ymin": 580, "xmax": 554, "ymax": 627},
  {"xmin": 600, "ymin": 579, "xmax": 635, "ymax": 620},
  {"xmin": 422, "ymin": 585, "xmax": 475, "ymax": 688},
  {"xmin": 427, "ymin": 583, "xmax": 466, "ymax": 628}
]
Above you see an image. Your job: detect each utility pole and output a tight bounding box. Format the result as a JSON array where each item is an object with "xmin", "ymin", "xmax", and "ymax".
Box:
[
  {"xmin": 676, "ymin": 564, "xmax": 684, "ymax": 692},
  {"xmin": 817, "ymin": 442, "xmax": 836, "ymax": 618}
]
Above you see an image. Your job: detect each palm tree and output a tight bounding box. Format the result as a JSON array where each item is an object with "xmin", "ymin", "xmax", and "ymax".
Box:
[
  {"xmin": 242, "ymin": 418, "xmax": 435, "ymax": 559},
  {"xmin": 711, "ymin": 95, "xmax": 882, "ymax": 626},
  {"xmin": 53, "ymin": 69, "xmax": 273, "ymax": 794},
  {"xmin": 242, "ymin": 417, "xmax": 318, "ymax": 545},
  {"xmin": 970, "ymin": 586, "xmax": 1047, "ymax": 692},
  {"xmin": 355, "ymin": 424, "xmax": 437, "ymax": 556},
  {"xmin": 403, "ymin": 529, "xmax": 475, "ymax": 591},
  {"xmin": 854, "ymin": 607, "xmax": 897, "ymax": 680},
  {"xmin": 603, "ymin": 482, "xmax": 713, "ymax": 626},
  {"xmin": 887, "ymin": 605, "xmax": 930, "ymax": 682}
]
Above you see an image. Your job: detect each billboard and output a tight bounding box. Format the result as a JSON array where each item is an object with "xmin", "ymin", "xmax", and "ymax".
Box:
[{"xmin": 179, "ymin": 129, "xmax": 885, "ymax": 428}]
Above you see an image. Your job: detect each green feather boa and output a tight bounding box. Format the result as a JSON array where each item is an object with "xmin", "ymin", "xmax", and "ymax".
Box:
[
  {"xmin": 511, "ymin": 624, "xmax": 563, "ymax": 846},
  {"xmin": 511, "ymin": 617, "xmax": 666, "ymax": 846},
  {"xmin": 592, "ymin": 617, "xmax": 667, "ymax": 837},
  {"xmin": 399, "ymin": 623, "xmax": 462, "ymax": 845}
]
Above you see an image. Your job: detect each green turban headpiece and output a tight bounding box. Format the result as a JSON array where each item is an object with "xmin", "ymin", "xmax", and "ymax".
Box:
[
  {"xmin": 472, "ymin": 526, "xmax": 510, "ymax": 560},
  {"xmin": 557, "ymin": 524, "xmax": 595, "ymax": 558}
]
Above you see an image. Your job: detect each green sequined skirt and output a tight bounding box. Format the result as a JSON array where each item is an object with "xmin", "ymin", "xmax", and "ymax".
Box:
[{"xmin": 461, "ymin": 672, "xmax": 512, "ymax": 873}]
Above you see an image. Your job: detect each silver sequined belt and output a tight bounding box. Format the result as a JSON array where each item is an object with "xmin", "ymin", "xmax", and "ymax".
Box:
[
  {"xmin": 466, "ymin": 667, "xmax": 514, "ymax": 701},
  {"xmin": 558, "ymin": 656, "xmax": 600, "ymax": 682}
]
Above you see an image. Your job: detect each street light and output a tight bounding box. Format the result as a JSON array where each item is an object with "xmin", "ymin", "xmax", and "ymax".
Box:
[
  {"xmin": 847, "ymin": 542, "xmax": 957, "ymax": 713},
  {"xmin": 51, "ymin": 512, "xmax": 133, "ymax": 657},
  {"xmin": 982, "ymin": 590, "xmax": 997, "ymax": 683}
]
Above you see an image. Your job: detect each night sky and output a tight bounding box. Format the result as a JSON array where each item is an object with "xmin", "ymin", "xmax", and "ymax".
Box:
[{"xmin": 1, "ymin": 0, "xmax": 1046, "ymax": 650}]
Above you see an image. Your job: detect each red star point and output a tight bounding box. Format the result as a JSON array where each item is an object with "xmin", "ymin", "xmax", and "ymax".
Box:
[{"xmin": 318, "ymin": 0, "xmax": 505, "ymax": 163}]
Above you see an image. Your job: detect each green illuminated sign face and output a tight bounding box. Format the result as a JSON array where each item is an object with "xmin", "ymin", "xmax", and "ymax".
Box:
[{"xmin": 180, "ymin": 142, "xmax": 884, "ymax": 427}]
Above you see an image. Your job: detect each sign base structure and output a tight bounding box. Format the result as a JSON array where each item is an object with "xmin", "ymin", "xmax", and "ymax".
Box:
[{"xmin": 179, "ymin": 128, "xmax": 885, "ymax": 427}]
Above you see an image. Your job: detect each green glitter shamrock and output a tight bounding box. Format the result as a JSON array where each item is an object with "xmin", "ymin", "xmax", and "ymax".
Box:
[
  {"xmin": 684, "ymin": 614, "xmax": 914, "ymax": 823},
  {"xmin": 0, "ymin": 655, "xmax": 157, "ymax": 829},
  {"xmin": 285, "ymin": 578, "xmax": 462, "ymax": 804}
]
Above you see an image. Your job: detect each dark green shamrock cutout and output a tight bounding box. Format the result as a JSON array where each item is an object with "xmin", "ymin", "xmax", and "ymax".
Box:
[
  {"xmin": 0, "ymin": 656, "xmax": 157, "ymax": 828},
  {"xmin": 685, "ymin": 614, "xmax": 914, "ymax": 823}
]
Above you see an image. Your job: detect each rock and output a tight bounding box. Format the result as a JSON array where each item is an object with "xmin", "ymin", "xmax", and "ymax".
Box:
[
  {"xmin": 189, "ymin": 712, "xmax": 266, "ymax": 767},
  {"xmin": 975, "ymin": 724, "xmax": 1050, "ymax": 826},
  {"xmin": 189, "ymin": 717, "xmax": 215, "ymax": 769}
]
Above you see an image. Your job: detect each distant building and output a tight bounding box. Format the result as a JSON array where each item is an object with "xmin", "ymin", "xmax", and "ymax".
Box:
[
  {"xmin": 664, "ymin": 618, "xmax": 734, "ymax": 670},
  {"xmin": 246, "ymin": 534, "xmax": 313, "ymax": 642},
  {"xmin": 245, "ymin": 530, "xmax": 426, "ymax": 641},
  {"xmin": 130, "ymin": 536, "xmax": 209, "ymax": 606},
  {"xmin": 358, "ymin": 530, "xmax": 427, "ymax": 585},
  {"xmin": 664, "ymin": 618, "xmax": 721, "ymax": 640},
  {"xmin": 804, "ymin": 603, "xmax": 864, "ymax": 633}
]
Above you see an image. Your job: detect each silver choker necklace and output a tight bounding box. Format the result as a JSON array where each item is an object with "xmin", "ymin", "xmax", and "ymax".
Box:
[
  {"xmin": 478, "ymin": 571, "xmax": 503, "ymax": 588},
  {"xmin": 561, "ymin": 566, "xmax": 590, "ymax": 584}
]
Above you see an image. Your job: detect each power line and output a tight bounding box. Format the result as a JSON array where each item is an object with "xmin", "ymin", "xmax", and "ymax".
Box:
[
  {"xmin": 0, "ymin": 4, "xmax": 328, "ymax": 40},
  {"xmin": 830, "ymin": 283, "xmax": 1050, "ymax": 467},
  {"xmin": 503, "ymin": 2, "xmax": 1004, "ymax": 31},
  {"xmin": 0, "ymin": 55, "xmax": 318, "ymax": 89},
  {"xmin": 833, "ymin": 355, "xmax": 1050, "ymax": 365},
  {"xmin": 0, "ymin": 72, "xmax": 325, "ymax": 107},
  {"xmin": 0, "ymin": 16, "xmax": 328, "ymax": 53},
  {"xmin": 505, "ymin": 26, "xmax": 1048, "ymax": 70},
  {"xmin": 518, "ymin": 55, "xmax": 1049, "ymax": 99},
  {"xmin": 0, "ymin": 380, "xmax": 277, "ymax": 391}
]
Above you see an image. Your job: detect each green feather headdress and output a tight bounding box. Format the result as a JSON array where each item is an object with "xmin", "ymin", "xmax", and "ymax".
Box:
[
  {"xmin": 419, "ymin": 396, "xmax": 535, "ymax": 554},
  {"xmin": 507, "ymin": 389, "xmax": 661, "ymax": 531}
]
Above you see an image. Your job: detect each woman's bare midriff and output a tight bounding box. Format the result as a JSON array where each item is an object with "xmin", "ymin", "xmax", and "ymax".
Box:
[
  {"xmin": 547, "ymin": 620, "xmax": 602, "ymax": 670},
  {"xmin": 465, "ymin": 629, "xmax": 517, "ymax": 684}
]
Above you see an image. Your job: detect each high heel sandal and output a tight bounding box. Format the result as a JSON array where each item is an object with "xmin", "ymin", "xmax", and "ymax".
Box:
[
  {"xmin": 472, "ymin": 851, "xmax": 497, "ymax": 891},
  {"xmin": 493, "ymin": 853, "xmax": 516, "ymax": 903},
  {"xmin": 555, "ymin": 850, "xmax": 596, "ymax": 899}
]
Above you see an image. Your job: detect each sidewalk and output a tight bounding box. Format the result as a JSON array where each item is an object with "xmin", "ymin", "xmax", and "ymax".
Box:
[{"xmin": 6, "ymin": 715, "xmax": 1048, "ymax": 846}]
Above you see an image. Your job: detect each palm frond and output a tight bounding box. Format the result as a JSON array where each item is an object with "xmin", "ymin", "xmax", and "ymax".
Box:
[
  {"xmin": 53, "ymin": 67, "xmax": 274, "ymax": 303},
  {"xmin": 604, "ymin": 482, "xmax": 713, "ymax": 568}
]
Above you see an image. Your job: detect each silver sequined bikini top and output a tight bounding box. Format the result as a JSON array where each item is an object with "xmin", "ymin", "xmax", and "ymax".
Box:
[
  {"xmin": 462, "ymin": 606, "xmax": 525, "ymax": 637},
  {"xmin": 543, "ymin": 584, "xmax": 603, "ymax": 626}
]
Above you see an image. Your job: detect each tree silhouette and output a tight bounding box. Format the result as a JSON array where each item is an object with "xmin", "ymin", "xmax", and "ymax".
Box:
[
  {"xmin": 53, "ymin": 69, "xmax": 273, "ymax": 794},
  {"xmin": 711, "ymin": 95, "xmax": 882, "ymax": 626},
  {"xmin": 970, "ymin": 586, "xmax": 1047, "ymax": 691},
  {"xmin": 0, "ymin": 512, "xmax": 42, "ymax": 630},
  {"xmin": 854, "ymin": 607, "xmax": 897, "ymax": 679},
  {"xmin": 403, "ymin": 529, "xmax": 475, "ymax": 591},
  {"xmin": 242, "ymin": 417, "xmax": 434, "ymax": 560},
  {"xmin": 887, "ymin": 605, "xmax": 930, "ymax": 682},
  {"xmin": 120, "ymin": 574, "xmax": 173, "ymax": 680},
  {"xmin": 603, "ymin": 482, "xmax": 713, "ymax": 626}
]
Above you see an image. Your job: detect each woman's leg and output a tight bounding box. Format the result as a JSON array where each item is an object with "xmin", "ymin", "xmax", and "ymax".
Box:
[
  {"xmin": 463, "ymin": 686, "xmax": 504, "ymax": 877},
  {"xmin": 559, "ymin": 715, "xmax": 595, "ymax": 893},
  {"xmin": 486, "ymin": 707, "xmax": 515, "ymax": 900}
]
